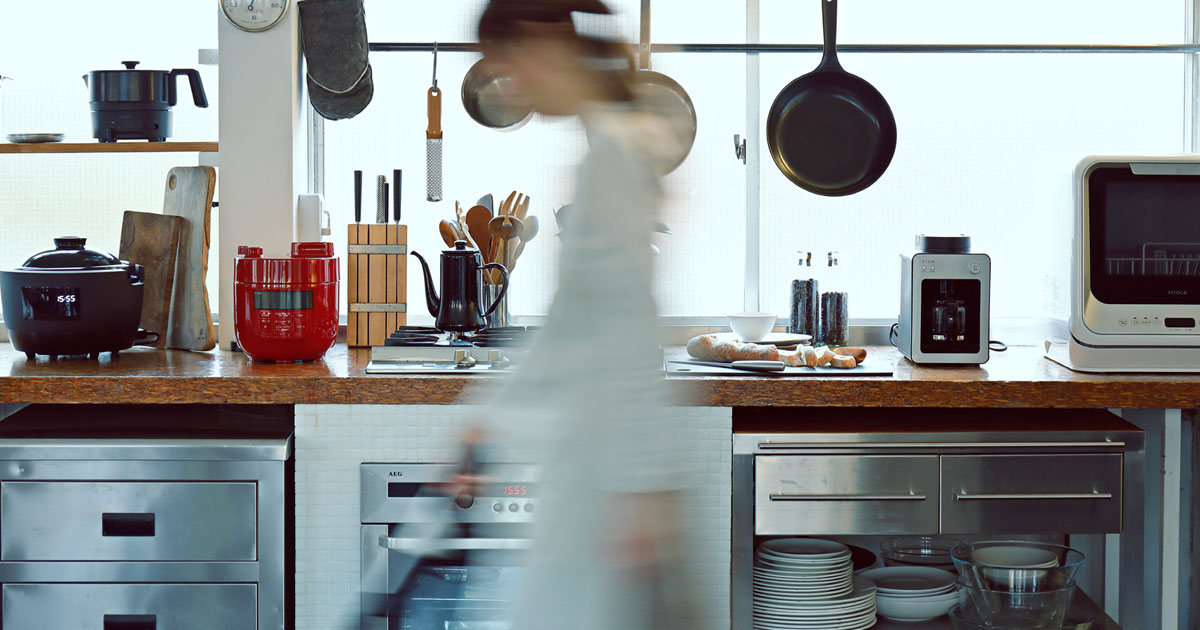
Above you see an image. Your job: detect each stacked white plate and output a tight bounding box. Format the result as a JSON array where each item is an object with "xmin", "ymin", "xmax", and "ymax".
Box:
[
  {"xmin": 753, "ymin": 539, "xmax": 878, "ymax": 629},
  {"xmin": 858, "ymin": 566, "xmax": 959, "ymax": 622}
]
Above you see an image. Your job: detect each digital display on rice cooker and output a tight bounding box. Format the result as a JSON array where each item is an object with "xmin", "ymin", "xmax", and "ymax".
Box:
[
  {"xmin": 253, "ymin": 290, "xmax": 313, "ymax": 310},
  {"xmin": 20, "ymin": 286, "xmax": 80, "ymax": 320}
]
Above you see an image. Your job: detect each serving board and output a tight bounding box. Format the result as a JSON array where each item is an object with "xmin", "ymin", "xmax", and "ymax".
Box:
[
  {"xmin": 162, "ymin": 166, "xmax": 216, "ymax": 351},
  {"xmin": 119, "ymin": 211, "xmax": 182, "ymax": 348},
  {"xmin": 666, "ymin": 362, "xmax": 893, "ymax": 377}
]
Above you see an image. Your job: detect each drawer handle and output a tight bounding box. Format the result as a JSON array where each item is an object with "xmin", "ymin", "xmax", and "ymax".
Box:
[
  {"xmin": 758, "ymin": 441, "xmax": 1124, "ymax": 449},
  {"xmin": 379, "ymin": 536, "xmax": 531, "ymax": 552},
  {"xmin": 104, "ymin": 614, "xmax": 156, "ymax": 630},
  {"xmin": 956, "ymin": 492, "xmax": 1114, "ymax": 501},
  {"xmin": 102, "ymin": 513, "xmax": 155, "ymax": 537},
  {"xmin": 769, "ymin": 493, "xmax": 927, "ymax": 502}
]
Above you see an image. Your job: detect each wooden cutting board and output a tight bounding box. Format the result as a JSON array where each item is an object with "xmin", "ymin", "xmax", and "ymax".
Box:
[
  {"xmin": 119, "ymin": 211, "xmax": 182, "ymax": 349},
  {"xmin": 162, "ymin": 166, "xmax": 216, "ymax": 351}
]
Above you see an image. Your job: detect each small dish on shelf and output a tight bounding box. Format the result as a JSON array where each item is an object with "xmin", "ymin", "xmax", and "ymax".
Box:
[{"xmin": 6, "ymin": 133, "xmax": 64, "ymax": 144}]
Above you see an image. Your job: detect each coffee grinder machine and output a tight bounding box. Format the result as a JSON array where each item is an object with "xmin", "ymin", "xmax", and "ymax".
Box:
[{"xmin": 896, "ymin": 235, "xmax": 991, "ymax": 365}]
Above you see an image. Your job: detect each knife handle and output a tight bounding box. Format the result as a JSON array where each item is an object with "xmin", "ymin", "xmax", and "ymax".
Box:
[
  {"xmin": 382, "ymin": 183, "xmax": 389, "ymax": 223},
  {"xmin": 427, "ymin": 87, "xmax": 443, "ymax": 139},
  {"xmin": 731, "ymin": 360, "xmax": 786, "ymax": 371},
  {"xmin": 354, "ymin": 170, "xmax": 362, "ymax": 223},
  {"xmin": 393, "ymin": 169, "xmax": 402, "ymax": 222}
]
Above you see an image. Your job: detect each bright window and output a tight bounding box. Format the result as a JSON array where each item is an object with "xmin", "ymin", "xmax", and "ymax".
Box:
[
  {"xmin": 0, "ymin": 2, "xmax": 219, "ymax": 320},
  {"xmin": 324, "ymin": 0, "xmax": 1196, "ymax": 327}
]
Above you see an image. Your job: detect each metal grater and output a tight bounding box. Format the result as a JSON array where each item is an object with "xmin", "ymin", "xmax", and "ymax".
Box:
[{"xmin": 426, "ymin": 139, "xmax": 442, "ymax": 201}]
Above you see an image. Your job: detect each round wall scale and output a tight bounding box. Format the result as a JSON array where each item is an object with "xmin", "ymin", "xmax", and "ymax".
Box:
[{"xmin": 221, "ymin": 0, "xmax": 289, "ymax": 32}]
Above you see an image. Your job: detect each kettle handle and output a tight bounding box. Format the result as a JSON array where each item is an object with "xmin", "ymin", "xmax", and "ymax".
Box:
[
  {"xmin": 170, "ymin": 69, "xmax": 209, "ymax": 108},
  {"xmin": 480, "ymin": 263, "xmax": 509, "ymax": 318}
]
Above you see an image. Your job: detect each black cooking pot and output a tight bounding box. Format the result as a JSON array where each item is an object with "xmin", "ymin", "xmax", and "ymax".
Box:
[
  {"xmin": 83, "ymin": 61, "xmax": 208, "ymax": 143},
  {"xmin": 0, "ymin": 237, "xmax": 156, "ymax": 359}
]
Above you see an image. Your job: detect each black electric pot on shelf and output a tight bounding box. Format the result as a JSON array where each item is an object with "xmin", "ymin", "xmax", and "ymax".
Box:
[
  {"xmin": 0, "ymin": 237, "xmax": 157, "ymax": 359},
  {"xmin": 83, "ymin": 61, "xmax": 208, "ymax": 142}
]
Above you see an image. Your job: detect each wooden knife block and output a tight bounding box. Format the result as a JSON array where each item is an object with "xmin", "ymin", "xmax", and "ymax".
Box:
[{"xmin": 347, "ymin": 224, "xmax": 407, "ymax": 347}]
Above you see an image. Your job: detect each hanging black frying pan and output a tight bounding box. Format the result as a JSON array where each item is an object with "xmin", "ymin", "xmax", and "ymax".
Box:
[{"xmin": 766, "ymin": 0, "xmax": 896, "ymax": 196}]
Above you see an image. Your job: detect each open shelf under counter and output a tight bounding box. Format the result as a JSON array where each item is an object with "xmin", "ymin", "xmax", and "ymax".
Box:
[{"xmin": 0, "ymin": 141, "xmax": 217, "ymax": 154}]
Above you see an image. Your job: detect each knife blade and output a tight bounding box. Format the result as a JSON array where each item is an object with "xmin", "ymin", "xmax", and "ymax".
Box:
[{"xmin": 669, "ymin": 359, "xmax": 786, "ymax": 373}]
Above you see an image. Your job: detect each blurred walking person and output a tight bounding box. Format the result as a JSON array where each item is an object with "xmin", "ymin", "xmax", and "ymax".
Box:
[{"xmin": 454, "ymin": 2, "xmax": 711, "ymax": 629}]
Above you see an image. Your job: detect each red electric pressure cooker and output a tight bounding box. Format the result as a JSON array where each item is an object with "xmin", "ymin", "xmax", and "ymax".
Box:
[{"xmin": 234, "ymin": 242, "xmax": 339, "ymax": 362}]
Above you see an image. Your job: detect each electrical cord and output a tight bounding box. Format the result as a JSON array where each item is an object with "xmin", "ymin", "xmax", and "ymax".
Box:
[{"xmin": 891, "ymin": 322, "xmax": 1006, "ymax": 352}]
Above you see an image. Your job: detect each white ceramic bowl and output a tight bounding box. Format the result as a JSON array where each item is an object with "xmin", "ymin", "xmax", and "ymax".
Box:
[
  {"xmin": 728, "ymin": 312, "xmax": 776, "ymax": 342},
  {"xmin": 971, "ymin": 546, "xmax": 1059, "ymax": 569},
  {"xmin": 875, "ymin": 591, "xmax": 960, "ymax": 622}
]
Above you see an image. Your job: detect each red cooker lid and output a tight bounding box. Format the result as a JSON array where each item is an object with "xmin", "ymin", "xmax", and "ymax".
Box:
[{"xmin": 236, "ymin": 242, "xmax": 338, "ymax": 285}]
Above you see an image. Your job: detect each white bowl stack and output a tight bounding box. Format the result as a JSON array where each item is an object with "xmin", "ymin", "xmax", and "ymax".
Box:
[
  {"xmin": 753, "ymin": 538, "xmax": 878, "ymax": 629},
  {"xmin": 858, "ymin": 566, "xmax": 960, "ymax": 622}
]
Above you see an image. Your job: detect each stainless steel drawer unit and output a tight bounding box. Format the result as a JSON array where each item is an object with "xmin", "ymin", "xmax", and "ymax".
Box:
[
  {"xmin": 0, "ymin": 437, "xmax": 291, "ymax": 630},
  {"xmin": 732, "ymin": 420, "xmax": 1144, "ymax": 630},
  {"xmin": 755, "ymin": 455, "xmax": 938, "ymax": 535},
  {"xmin": 941, "ymin": 454, "xmax": 1123, "ymax": 534},
  {"xmin": 3, "ymin": 583, "xmax": 257, "ymax": 630},
  {"xmin": 2, "ymin": 481, "xmax": 258, "ymax": 561}
]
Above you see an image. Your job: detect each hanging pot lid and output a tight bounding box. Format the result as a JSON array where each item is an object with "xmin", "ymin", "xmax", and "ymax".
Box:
[{"xmin": 21, "ymin": 237, "xmax": 125, "ymax": 270}]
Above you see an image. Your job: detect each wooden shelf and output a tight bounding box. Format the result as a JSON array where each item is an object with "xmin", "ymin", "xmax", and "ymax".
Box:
[{"xmin": 0, "ymin": 141, "xmax": 217, "ymax": 154}]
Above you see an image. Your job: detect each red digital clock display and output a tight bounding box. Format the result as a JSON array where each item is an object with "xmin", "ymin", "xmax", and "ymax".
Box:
[{"xmin": 502, "ymin": 485, "xmax": 528, "ymax": 496}]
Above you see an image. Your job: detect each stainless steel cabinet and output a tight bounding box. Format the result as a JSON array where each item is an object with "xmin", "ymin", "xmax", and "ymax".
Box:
[
  {"xmin": 2, "ymin": 583, "xmax": 258, "ymax": 630},
  {"xmin": 0, "ymin": 436, "xmax": 290, "ymax": 630},
  {"xmin": 941, "ymin": 454, "xmax": 1123, "ymax": 534},
  {"xmin": 1, "ymin": 481, "xmax": 258, "ymax": 561},
  {"xmin": 732, "ymin": 419, "xmax": 1144, "ymax": 630},
  {"xmin": 755, "ymin": 455, "xmax": 938, "ymax": 535}
]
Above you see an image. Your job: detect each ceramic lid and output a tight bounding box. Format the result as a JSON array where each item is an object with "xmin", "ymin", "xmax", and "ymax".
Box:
[{"xmin": 21, "ymin": 237, "xmax": 126, "ymax": 270}]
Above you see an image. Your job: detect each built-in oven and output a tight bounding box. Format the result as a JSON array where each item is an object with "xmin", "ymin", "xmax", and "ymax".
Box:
[
  {"xmin": 1073, "ymin": 156, "xmax": 1200, "ymax": 348},
  {"xmin": 360, "ymin": 463, "xmax": 536, "ymax": 630}
]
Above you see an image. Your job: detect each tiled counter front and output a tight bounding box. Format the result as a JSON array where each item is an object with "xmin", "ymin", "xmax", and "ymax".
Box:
[{"xmin": 294, "ymin": 405, "xmax": 733, "ymax": 630}]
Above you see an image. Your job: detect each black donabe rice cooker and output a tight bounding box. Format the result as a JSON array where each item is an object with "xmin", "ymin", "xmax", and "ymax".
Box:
[{"xmin": 0, "ymin": 237, "xmax": 157, "ymax": 359}]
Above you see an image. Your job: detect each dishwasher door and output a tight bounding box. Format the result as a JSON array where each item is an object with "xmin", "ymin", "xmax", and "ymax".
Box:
[{"xmin": 754, "ymin": 455, "xmax": 939, "ymax": 535}]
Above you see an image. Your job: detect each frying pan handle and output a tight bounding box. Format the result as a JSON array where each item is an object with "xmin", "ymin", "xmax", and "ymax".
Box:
[{"xmin": 820, "ymin": 0, "xmax": 842, "ymax": 71}]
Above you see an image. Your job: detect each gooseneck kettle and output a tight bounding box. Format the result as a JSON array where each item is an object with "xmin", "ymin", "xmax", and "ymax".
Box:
[{"xmin": 412, "ymin": 241, "xmax": 509, "ymax": 333}]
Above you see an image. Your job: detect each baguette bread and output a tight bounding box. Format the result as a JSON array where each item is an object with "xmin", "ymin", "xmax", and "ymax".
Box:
[
  {"xmin": 686, "ymin": 334, "xmax": 780, "ymax": 362},
  {"xmin": 833, "ymin": 346, "xmax": 867, "ymax": 364},
  {"xmin": 829, "ymin": 354, "xmax": 857, "ymax": 369},
  {"xmin": 686, "ymin": 335, "xmax": 868, "ymax": 370}
]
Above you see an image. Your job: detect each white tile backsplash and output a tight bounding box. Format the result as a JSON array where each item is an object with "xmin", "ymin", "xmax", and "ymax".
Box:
[{"xmin": 294, "ymin": 404, "xmax": 732, "ymax": 630}]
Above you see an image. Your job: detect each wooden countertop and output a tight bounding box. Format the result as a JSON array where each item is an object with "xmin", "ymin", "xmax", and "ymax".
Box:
[{"xmin": 1, "ymin": 342, "xmax": 1199, "ymax": 408}]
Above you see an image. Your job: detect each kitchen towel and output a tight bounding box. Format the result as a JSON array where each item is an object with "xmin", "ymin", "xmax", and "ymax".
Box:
[{"xmin": 299, "ymin": 0, "xmax": 374, "ymax": 120}]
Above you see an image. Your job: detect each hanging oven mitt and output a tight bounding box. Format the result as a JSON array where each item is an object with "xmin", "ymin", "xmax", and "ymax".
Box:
[{"xmin": 299, "ymin": 0, "xmax": 373, "ymax": 120}]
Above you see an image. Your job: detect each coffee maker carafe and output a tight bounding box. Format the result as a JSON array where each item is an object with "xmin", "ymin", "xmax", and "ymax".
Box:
[{"xmin": 897, "ymin": 235, "xmax": 991, "ymax": 365}]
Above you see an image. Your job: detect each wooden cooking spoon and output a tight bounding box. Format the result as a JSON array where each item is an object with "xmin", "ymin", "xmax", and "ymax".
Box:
[
  {"xmin": 509, "ymin": 215, "xmax": 539, "ymax": 272},
  {"xmin": 438, "ymin": 219, "xmax": 459, "ymax": 247},
  {"xmin": 465, "ymin": 205, "xmax": 493, "ymax": 258}
]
